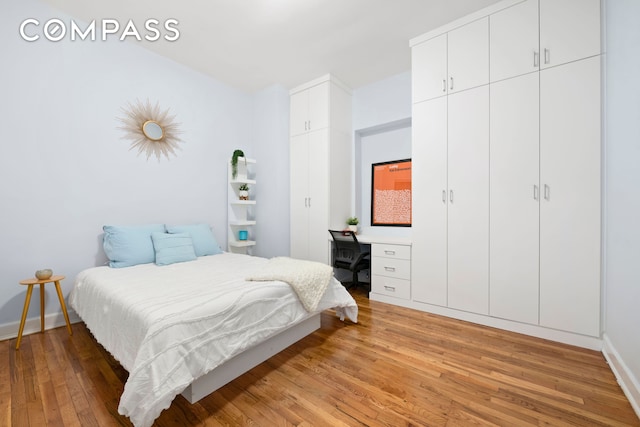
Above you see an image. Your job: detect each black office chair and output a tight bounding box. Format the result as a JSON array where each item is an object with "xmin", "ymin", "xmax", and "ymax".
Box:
[{"xmin": 328, "ymin": 230, "xmax": 370, "ymax": 290}]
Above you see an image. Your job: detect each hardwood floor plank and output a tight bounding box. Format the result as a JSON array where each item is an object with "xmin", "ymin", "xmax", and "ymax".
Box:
[{"xmin": 2, "ymin": 289, "xmax": 639, "ymax": 426}]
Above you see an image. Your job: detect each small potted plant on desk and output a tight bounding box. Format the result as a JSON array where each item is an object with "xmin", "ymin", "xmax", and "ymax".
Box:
[
  {"xmin": 238, "ymin": 183, "xmax": 249, "ymax": 200},
  {"xmin": 346, "ymin": 216, "xmax": 359, "ymax": 234}
]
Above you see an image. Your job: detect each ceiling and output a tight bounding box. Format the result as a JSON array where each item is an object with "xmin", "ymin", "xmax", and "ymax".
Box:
[{"xmin": 41, "ymin": 0, "xmax": 502, "ymax": 93}]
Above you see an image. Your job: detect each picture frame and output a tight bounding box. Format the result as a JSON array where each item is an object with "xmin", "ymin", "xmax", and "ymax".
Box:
[{"xmin": 370, "ymin": 158, "xmax": 412, "ymax": 227}]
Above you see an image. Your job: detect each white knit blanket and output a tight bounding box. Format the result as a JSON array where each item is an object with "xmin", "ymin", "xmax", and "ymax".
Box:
[{"xmin": 246, "ymin": 257, "xmax": 333, "ymax": 312}]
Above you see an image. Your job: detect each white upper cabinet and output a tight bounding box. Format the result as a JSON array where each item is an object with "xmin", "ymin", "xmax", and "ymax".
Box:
[
  {"xmin": 490, "ymin": 0, "xmax": 540, "ymax": 82},
  {"xmin": 539, "ymin": 0, "xmax": 601, "ymax": 69},
  {"xmin": 447, "ymin": 18, "xmax": 489, "ymax": 94},
  {"xmin": 412, "ymin": 34, "xmax": 448, "ymax": 103},
  {"xmin": 412, "ymin": 18, "xmax": 488, "ymax": 104},
  {"xmin": 289, "ymin": 82, "xmax": 330, "ymax": 137}
]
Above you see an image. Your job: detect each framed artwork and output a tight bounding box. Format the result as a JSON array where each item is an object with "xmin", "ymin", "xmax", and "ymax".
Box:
[{"xmin": 370, "ymin": 158, "xmax": 412, "ymax": 226}]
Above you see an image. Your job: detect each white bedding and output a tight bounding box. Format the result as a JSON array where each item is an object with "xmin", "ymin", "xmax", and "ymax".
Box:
[{"xmin": 69, "ymin": 253, "xmax": 358, "ymax": 427}]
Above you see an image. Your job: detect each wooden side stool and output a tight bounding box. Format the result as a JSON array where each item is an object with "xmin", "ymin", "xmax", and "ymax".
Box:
[{"xmin": 16, "ymin": 275, "xmax": 73, "ymax": 350}]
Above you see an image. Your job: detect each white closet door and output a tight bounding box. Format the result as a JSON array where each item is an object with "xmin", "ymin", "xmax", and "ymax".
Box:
[
  {"xmin": 489, "ymin": 73, "xmax": 540, "ymax": 324},
  {"xmin": 307, "ymin": 128, "xmax": 330, "ymax": 264},
  {"xmin": 490, "ymin": 0, "xmax": 539, "ymax": 82},
  {"xmin": 290, "ymin": 134, "xmax": 310, "ymax": 260},
  {"xmin": 308, "ymin": 82, "xmax": 330, "ymax": 132},
  {"xmin": 539, "ymin": 0, "xmax": 601, "ymax": 69},
  {"xmin": 448, "ymin": 17, "xmax": 489, "ymax": 94},
  {"xmin": 412, "ymin": 34, "xmax": 448, "ymax": 103},
  {"xmin": 447, "ymin": 85, "xmax": 490, "ymax": 315},
  {"xmin": 290, "ymin": 90, "xmax": 309, "ymax": 137},
  {"xmin": 412, "ymin": 97, "xmax": 448, "ymax": 306},
  {"xmin": 539, "ymin": 56, "xmax": 601, "ymax": 336}
]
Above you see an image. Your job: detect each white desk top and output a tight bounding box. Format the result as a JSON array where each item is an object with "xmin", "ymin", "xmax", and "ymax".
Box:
[{"xmin": 351, "ymin": 234, "xmax": 412, "ymax": 246}]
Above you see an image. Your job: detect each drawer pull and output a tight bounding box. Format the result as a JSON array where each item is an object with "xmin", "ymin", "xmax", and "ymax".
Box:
[
  {"xmin": 384, "ymin": 266, "xmax": 396, "ymax": 272},
  {"xmin": 384, "ymin": 250, "xmax": 396, "ymax": 255},
  {"xmin": 384, "ymin": 286, "xmax": 396, "ymax": 292}
]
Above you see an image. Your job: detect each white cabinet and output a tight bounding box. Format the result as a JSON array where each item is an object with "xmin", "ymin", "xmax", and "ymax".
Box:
[
  {"xmin": 490, "ymin": 0, "xmax": 601, "ymax": 82},
  {"xmin": 447, "ymin": 86, "xmax": 490, "ymax": 315},
  {"xmin": 290, "ymin": 82, "xmax": 330, "ymax": 137},
  {"xmin": 539, "ymin": 0, "xmax": 601, "ymax": 69},
  {"xmin": 489, "ymin": 72, "xmax": 540, "ymax": 324},
  {"xmin": 411, "ymin": 97, "xmax": 448, "ymax": 307},
  {"xmin": 539, "ymin": 56, "xmax": 601, "ymax": 336},
  {"xmin": 227, "ymin": 157, "xmax": 256, "ymax": 254},
  {"xmin": 412, "ymin": 18, "xmax": 488, "ymax": 103},
  {"xmin": 411, "ymin": 86, "xmax": 489, "ymax": 315},
  {"xmin": 490, "ymin": 0, "xmax": 539, "ymax": 82},
  {"xmin": 371, "ymin": 244, "xmax": 411, "ymax": 300},
  {"xmin": 289, "ymin": 75, "xmax": 351, "ymax": 264}
]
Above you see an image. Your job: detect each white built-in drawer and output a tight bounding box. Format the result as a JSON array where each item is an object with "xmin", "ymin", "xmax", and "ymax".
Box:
[
  {"xmin": 371, "ymin": 275, "xmax": 410, "ymax": 300},
  {"xmin": 372, "ymin": 258, "xmax": 410, "ymax": 280},
  {"xmin": 372, "ymin": 243, "xmax": 411, "ymax": 260}
]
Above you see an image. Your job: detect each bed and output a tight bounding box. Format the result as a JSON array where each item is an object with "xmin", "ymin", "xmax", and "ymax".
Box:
[{"xmin": 69, "ymin": 252, "xmax": 358, "ymax": 427}]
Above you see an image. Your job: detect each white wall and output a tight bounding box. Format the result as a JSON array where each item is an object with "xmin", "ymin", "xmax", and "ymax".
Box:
[
  {"xmin": 352, "ymin": 71, "xmax": 412, "ymax": 237},
  {"xmin": 0, "ymin": 0, "xmax": 254, "ymax": 330},
  {"xmin": 603, "ymin": 0, "xmax": 640, "ymax": 411}
]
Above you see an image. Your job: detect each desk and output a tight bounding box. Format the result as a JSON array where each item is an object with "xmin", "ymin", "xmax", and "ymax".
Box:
[
  {"xmin": 330, "ymin": 234, "xmax": 412, "ymax": 299},
  {"xmin": 16, "ymin": 275, "xmax": 73, "ymax": 350}
]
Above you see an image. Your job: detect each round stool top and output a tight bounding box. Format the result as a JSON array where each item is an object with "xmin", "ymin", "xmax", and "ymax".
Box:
[{"xmin": 20, "ymin": 275, "xmax": 65, "ymax": 285}]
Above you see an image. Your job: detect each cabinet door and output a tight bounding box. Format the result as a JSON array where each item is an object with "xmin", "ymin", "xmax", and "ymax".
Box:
[
  {"xmin": 412, "ymin": 97, "xmax": 448, "ymax": 306},
  {"xmin": 290, "ymin": 90, "xmax": 309, "ymax": 137},
  {"xmin": 308, "ymin": 82, "xmax": 330, "ymax": 132},
  {"xmin": 290, "ymin": 134, "xmax": 310, "ymax": 259},
  {"xmin": 307, "ymin": 128, "xmax": 330, "ymax": 264},
  {"xmin": 489, "ymin": 73, "xmax": 540, "ymax": 324},
  {"xmin": 539, "ymin": 56, "xmax": 601, "ymax": 336},
  {"xmin": 539, "ymin": 0, "xmax": 601, "ymax": 69},
  {"xmin": 448, "ymin": 17, "xmax": 489, "ymax": 94},
  {"xmin": 490, "ymin": 0, "xmax": 539, "ymax": 82},
  {"xmin": 412, "ymin": 34, "xmax": 448, "ymax": 103},
  {"xmin": 447, "ymin": 86, "xmax": 489, "ymax": 315}
]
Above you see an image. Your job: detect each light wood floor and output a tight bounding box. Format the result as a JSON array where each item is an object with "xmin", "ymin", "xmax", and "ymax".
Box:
[{"xmin": 2, "ymin": 288, "xmax": 639, "ymax": 426}]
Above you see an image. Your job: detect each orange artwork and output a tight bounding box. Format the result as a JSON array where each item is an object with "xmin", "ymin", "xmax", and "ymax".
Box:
[{"xmin": 371, "ymin": 159, "xmax": 412, "ymax": 226}]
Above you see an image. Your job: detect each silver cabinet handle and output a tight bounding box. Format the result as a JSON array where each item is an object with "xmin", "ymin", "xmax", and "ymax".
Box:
[
  {"xmin": 442, "ymin": 190, "xmax": 446, "ymax": 203},
  {"xmin": 384, "ymin": 266, "xmax": 396, "ymax": 272},
  {"xmin": 533, "ymin": 185, "xmax": 539, "ymax": 201},
  {"xmin": 544, "ymin": 48, "xmax": 550, "ymax": 64},
  {"xmin": 308, "ymin": 197, "xmax": 311, "ymax": 207},
  {"xmin": 544, "ymin": 184, "xmax": 550, "ymax": 200},
  {"xmin": 304, "ymin": 197, "xmax": 308, "ymax": 207},
  {"xmin": 450, "ymin": 76, "xmax": 454, "ymax": 90},
  {"xmin": 442, "ymin": 79, "xmax": 446, "ymax": 92},
  {"xmin": 449, "ymin": 190, "xmax": 454, "ymax": 203},
  {"xmin": 533, "ymin": 51, "xmax": 539, "ymax": 68},
  {"xmin": 384, "ymin": 250, "xmax": 396, "ymax": 255},
  {"xmin": 384, "ymin": 285, "xmax": 396, "ymax": 292}
]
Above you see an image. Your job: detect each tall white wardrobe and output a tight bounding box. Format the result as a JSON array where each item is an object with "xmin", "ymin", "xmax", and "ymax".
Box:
[
  {"xmin": 289, "ymin": 75, "xmax": 352, "ymax": 264},
  {"xmin": 409, "ymin": 0, "xmax": 602, "ymax": 345}
]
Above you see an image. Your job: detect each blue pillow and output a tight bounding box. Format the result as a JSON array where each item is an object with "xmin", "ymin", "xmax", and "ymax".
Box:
[
  {"xmin": 151, "ymin": 232, "xmax": 197, "ymax": 266},
  {"xmin": 103, "ymin": 224, "xmax": 165, "ymax": 268},
  {"xmin": 166, "ymin": 224, "xmax": 222, "ymax": 256}
]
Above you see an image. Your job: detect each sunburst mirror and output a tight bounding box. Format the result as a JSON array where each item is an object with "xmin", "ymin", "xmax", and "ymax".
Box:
[{"xmin": 117, "ymin": 99, "xmax": 183, "ymax": 161}]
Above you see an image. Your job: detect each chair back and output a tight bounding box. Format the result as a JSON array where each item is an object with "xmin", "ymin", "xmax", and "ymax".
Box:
[{"xmin": 328, "ymin": 230, "xmax": 362, "ymax": 264}]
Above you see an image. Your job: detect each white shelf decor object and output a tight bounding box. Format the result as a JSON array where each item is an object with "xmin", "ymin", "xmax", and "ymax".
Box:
[{"xmin": 227, "ymin": 157, "xmax": 256, "ymax": 254}]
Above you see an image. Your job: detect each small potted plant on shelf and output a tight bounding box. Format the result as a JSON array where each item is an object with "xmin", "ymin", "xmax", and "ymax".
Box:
[
  {"xmin": 238, "ymin": 183, "xmax": 249, "ymax": 200},
  {"xmin": 346, "ymin": 216, "xmax": 359, "ymax": 233},
  {"xmin": 231, "ymin": 149, "xmax": 245, "ymax": 180}
]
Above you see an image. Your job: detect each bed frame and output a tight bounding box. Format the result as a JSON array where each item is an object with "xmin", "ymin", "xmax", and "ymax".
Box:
[{"xmin": 181, "ymin": 313, "xmax": 321, "ymax": 403}]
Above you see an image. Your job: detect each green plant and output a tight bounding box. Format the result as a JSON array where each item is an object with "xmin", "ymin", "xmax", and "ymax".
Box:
[
  {"xmin": 231, "ymin": 149, "xmax": 245, "ymax": 179},
  {"xmin": 346, "ymin": 216, "xmax": 359, "ymax": 226},
  {"xmin": 238, "ymin": 183, "xmax": 249, "ymax": 191}
]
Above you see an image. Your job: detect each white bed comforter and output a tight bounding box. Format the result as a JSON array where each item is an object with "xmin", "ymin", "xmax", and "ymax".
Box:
[{"xmin": 69, "ymin": 253, "xmax": 358, "ymax": 427}]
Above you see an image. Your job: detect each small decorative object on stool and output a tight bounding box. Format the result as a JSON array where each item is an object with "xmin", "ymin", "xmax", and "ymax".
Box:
[{"xmin": 35, "ymin": 269, "xmax": 53, "ymax": 280}]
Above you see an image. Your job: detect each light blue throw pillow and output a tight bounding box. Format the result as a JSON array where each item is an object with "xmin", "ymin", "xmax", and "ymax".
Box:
[
  {"xmin": 151, "ymin": 232, "xmax": 197, "ymax": 266},
  {"xmin": 103, "ymin": 224, "xmax": 166, "ymax": 268},
  {"xmin": 166, "ymin": 224, "xmax": 223, "ymax": 256}
]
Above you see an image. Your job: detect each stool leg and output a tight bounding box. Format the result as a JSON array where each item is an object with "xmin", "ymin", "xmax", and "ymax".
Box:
[
  {"xmin": 40, "ymin": 283, "xmax": 45, "ymax": 333},
  {"xmin": 54, "ymin": 281, "xmax": 73, "ymax": 336},
  {"xmin": 16, "ymin": 285, "xmax": 34, "ymax": 350}
]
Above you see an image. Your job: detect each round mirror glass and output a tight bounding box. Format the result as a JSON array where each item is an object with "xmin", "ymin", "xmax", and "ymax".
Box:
[{"xmin": 142, "ymin": 120, "xmax": 164, "ymax": 141}]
